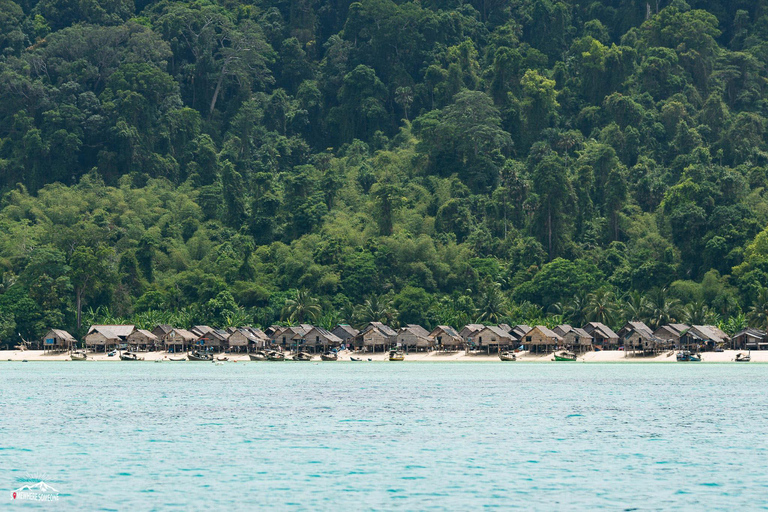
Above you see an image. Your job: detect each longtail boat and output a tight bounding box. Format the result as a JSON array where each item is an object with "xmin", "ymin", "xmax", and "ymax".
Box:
[{"xmin": 554, "ymin": 351, "xmax": 577, "ymax": 361}]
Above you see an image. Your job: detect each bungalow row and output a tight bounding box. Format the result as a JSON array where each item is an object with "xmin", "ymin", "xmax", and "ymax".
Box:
[
  {"xmin": 77, "ymin": 324, "xmax": 270, "ymax": 353},
  {"xmin": 43, "ymin": 320, "xmax": 757, "ymax": 355}
]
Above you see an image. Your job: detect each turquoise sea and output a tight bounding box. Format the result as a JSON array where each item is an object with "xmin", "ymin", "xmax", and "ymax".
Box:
[{"xmin": 2, "ymin": 362, "xmax": 768, "ymax": 510}]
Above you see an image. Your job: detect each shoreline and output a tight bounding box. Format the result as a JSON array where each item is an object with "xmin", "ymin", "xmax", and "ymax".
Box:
[{"xmin": 1, "ymin": 349, "xmax": 765, "ymax": 363}]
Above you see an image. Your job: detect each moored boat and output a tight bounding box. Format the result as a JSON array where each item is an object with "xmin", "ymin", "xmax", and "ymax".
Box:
[
  {"xmin": 120, "ymin": 351, "xmax": 144, "ymax": 361},
  {"xmin": 267, "ymin": 351, "xmax": 285, "ymax": 361},
  {"xmin": 216, "ymin": 355, "xmax": 229, "ymax": 362},
  {"xmin": 188, "ymin": 351, "xmax": 213, "ymax": 361},
  {"xmin": 249, "ymin": 351, "xmax": 267, "ymax": 361},
  {"xmin": 554, "ymin": 351, "xmax": 577, "ymax": 361},
  {"xmin": 70, "ymin": 351, "xmax": 88, "ymax": 361},
  {"xmin": 168, "ymin": 356, "xmax": 187, "ymax": 362},
  {"xmin": 291, "ymin": 352, "xmax": 312, "ymax": 361},
  {"xmin": 499, "ymin": 351, "xmax": 516, "ymax": 361},
  {"xmin": 736, "ymin": 352, "xmax": 751, "ymax": 362},
  {"xmin": 320, "ymin": 352, "xmax": 338, "ymax": 361},
  {"xmin": 350, "ymin": 356, "xmax": 362, "ymax": 361},
  {"xmin": 676, "ymin": 350, "xmax": 701, "ymax": 362},
  {"xmin": 389, "ymin": 349, "xmax": 405, "ymax": 361}
]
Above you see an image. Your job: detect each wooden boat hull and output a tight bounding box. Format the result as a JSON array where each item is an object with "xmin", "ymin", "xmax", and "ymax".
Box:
[
  {"xmin": 249, "ymin": 353, "xmax": 267, "ymax": 361},
  {"xmin": 320, "ymin": 354, "xmax": 338, "ymax": 361},
  {"xmin": 168, "ymin": 357, "xmax": 186, "ymax": 362},
  {"xmin": 70, "ymin": 355, "xmax": 87, "ymax": 361},
  {"xmin": 389, "ymin": 354, "xmax": 405, "ymax": 361},
  {"xmin": 120, "ymin": 355, "xmax": 143, "ymax": 361},
  {"xmin": 188, "ymin": 353, "xmax": 213, "ymax": 361},
  {"xmin": 292, "ymin": 353, "xmax": 312, "ymax": 361},
  {"xmin": 554, "ymin": 354, "xmax": 577, "ymax": 361},
  {"xmin": 267, "ymin": 353, "xmax": 285, "ymax": 361},
  {"xmin": 499, "ymin": 353, "xmax": 516, "ymax": 361}
]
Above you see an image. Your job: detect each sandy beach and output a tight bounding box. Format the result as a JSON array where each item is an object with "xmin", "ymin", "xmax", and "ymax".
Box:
[{"xmin": 2, "ymin": 349, "xmax": 766, "ymax": 363}]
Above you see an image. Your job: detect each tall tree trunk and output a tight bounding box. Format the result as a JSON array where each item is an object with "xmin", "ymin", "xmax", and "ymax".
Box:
[
  {"xmin": 209, "ymin": 67, "xmax": 226, "ymax": 116},
  {"xmin": 548, "ymin": 201, "xmax": 553, "ymax": 259},
  {"xmin": 76, "ymin": 289, "xmax": 82, "ymax": 331}
]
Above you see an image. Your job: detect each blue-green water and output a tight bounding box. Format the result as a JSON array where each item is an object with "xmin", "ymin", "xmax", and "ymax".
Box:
[{"xmin": 2, "ymin": 362, "xmax": 768, "ymax": 510}]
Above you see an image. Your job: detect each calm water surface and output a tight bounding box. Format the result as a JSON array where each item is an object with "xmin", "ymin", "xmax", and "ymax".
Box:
[{"xmin": 2, "ymin": 362, "xmax": 768, "ymax": 510}]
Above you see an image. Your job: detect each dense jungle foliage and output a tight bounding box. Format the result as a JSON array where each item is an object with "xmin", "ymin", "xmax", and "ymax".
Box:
[{"xmin": 2, "ymin": 0, "xmax": 768, "ymax": 344}]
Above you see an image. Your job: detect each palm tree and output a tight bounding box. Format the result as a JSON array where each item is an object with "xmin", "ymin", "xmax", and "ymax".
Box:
[
  {"xmin": 394, "ymin": 86, "xmax": 414, "ymax": 121},
  {"xmin": 478, "ymin": 283, "xmax": 508, "ymax": 324},
  {"xmin": 223, "ymin": 307, "xmax": 252, "ymax": 328},
  {"xmin": 586, "ymin": 289, "xmax": 616, "ymax": 326},
  {"xmin": 683, "ymin": 300, "xmax": 719, "ymax": 325},
  {"xmin": 646, "ymin": 287, "xmax": 681, "ymax": 329},
  {"xmin": 282, "ymin": 290, "xmax": 322, "ymax": 324},
  {"xmin": 355, "ymin": 294, "xmax": 397, "ymax": 328},
  {"xmin": 748, "ymin": 286, "xmax": 768, "ymax": 329},
  {"xmin": 621, "ymin": 290, "xmax": 649, "ymax": 324},
  {"xmin": 564, "ymin": 292, "xmax": 589, "ymax": 326}
]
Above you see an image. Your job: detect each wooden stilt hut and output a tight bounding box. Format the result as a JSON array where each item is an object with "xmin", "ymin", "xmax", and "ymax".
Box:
[{"xmin": 524, "ymin": 326, "xmax": 564, "ymax": 354}]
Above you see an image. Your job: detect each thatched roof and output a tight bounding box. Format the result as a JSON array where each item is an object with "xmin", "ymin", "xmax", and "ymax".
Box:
[
  {"xmin": 129, "ymin": 329, "xmax": 159, "ymax": 341},
  {"xmin": 360, "ymin": 322, "xmax": 397, "ymax": 337},
  {"xmin": 246, "ymin": 327, "xmax": 270, "ymax": 341},
  {"xmin": 400, "ymin": 324, "xmax": 430, "ymax": 337},
  {"xmin": 687, "ymin": 325, "xmax": 730, "ymax": 343},
  {"xmin": 476, "ymin": 325, "xmax": 514, "ymax": 341},
  {"xmin": 733, "ymin": 327, "xmax": 767, "ymax": 340},
  {"xmin": 304, "ymin": 326, "xmax": 343, "ymax": 344},
  {"xmin": 45, "ymin": 329, "xmax": 77, "ymax": 343},
  {"xmin": 88, "ymin": 325, "xmax": 135, "ymax": 339},
  {"xmin": 512, "ymin": 325, "xmax": 532, "ymax": 337},
  {"xmin": 583, "ymin": 322, "xmax": 619, "ymax": 340},
  {"xmin": 332, "ymin": 324, "xmax": 359, "ymax": 339},
  {"xmin": 168, "ymin": 328, "xmax": 197, "ymax": 342},
  {"xmin": 619, "ymin": 321, "xmax": 656, "ymax": 341},
  {"xmin": 530, "ymin": 325, "xmax": 563, "ymax": 341},
  {"xmin": 554, "ymin": 325, "xmax": 591, "ymax": 339},
  {"xmin": 430, "ymin": 325, "xmax": 461, "ymax": 338},
  {"xmin": 153, "ymin": 324, "xmax": 173, "ymax": 336}
]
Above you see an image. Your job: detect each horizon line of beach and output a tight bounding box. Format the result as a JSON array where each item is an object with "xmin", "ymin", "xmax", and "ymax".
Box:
[{"xmin": 1, "ymin": 349, "xmax": 764, "ymax": 363}]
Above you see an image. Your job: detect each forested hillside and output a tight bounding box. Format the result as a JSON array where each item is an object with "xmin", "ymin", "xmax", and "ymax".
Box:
[{"xmin": 2, "ymin": 0, "xmax": 768, "ymax": 343}]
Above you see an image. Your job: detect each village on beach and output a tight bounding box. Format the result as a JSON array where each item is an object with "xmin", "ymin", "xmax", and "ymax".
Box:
[{"xmin": 3, "ymin": 320, "xmax": 767, "ymax": 363}]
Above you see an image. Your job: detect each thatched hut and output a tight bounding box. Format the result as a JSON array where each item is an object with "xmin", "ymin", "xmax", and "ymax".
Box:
[
  {"xmin": 525, "ymin": 326, "xmax": 564, "ymax": 354},
  {"xmin": 85, "ymin": 325, "xmax": 135, "ymax": 352},
  {"xmin": 303, "ymin": 327, "xmax": 343, "ymax": 353},
  {"xmin": 126, "ymin": 329, "xmax": 160, "ymax": 351},
  {"xmin": 472, "ymin": 326, "xmax": 515, "ymax": 353},
  {"xmin": 732, "ymin": 328, "xmax": 767, "ymax": 350},
  {"xmin": 165, "ymin": 328, "xmax": 196, "ymax": 353},
  {"xmin": 331, "ymin": 324, "xmax": 359, "ymax": 347},
  {"xmin": 272, "ymin": 324, "xmax": 313, "ymax": 351},
  {"xmin": 227, "ymin": 328, "xmax": 258, "ymax": 352},
  {"xmin": 680, "ymin": 325, "xmax": 730, "ymax": 351},
  {"xmin": 582, "ymin": 322, "xmax": 620, "ymax": 350},
  {"xmin": 246, "ymin": 327, "xmax": 270, "ymax": 348},
  {"xmin": 653, "ymin": 324, "xmax": 689, "ymax": 350},
  {"xmin": 428, "ymin": 325, "xmax": 463, "ymax": 350},
  {"xmin": 152, "ymin": 324, "xmax": 173, "ymax": 340},
  {"xmin": 396, "ymin": 324, "xmax": 433, "ymax": 351},
  {"xmin": 459, "ymin": 324, "xmax": 485, "ymax": 343},
  {"xmin": 355, "ymin": 322, "xmax": 397, "ymax": 352},
  {"xmin": 553, "ymin": 325, "xmax": 593, "ymax": 353},
  {"xmin": 618, "ymin": 321, "xmax": 663, "ymax": 355},
  {"xmin": 511, "ymin": 325, "xmax": 532, "ymax": 339},
  {"xmin": 42, "ymin": 329, "xmax": 77, "ymax": 352}
]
